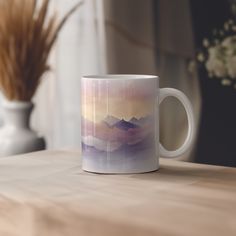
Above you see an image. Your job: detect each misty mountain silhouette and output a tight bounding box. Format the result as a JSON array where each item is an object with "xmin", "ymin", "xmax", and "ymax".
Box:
[
  {"xmin": 103, "ymin": 115, "xmax": 120, "ymax": 127},
  {"xmin": 129, "ymin": 117, "xmax": 139, "ymax": 124},
  {"xmin": 114, "ymin": 119, "xmax": 139, "ymax": 131},
  {"xmin": 129, "ymin": 116, "xmax": 151, "ymax": 126}
]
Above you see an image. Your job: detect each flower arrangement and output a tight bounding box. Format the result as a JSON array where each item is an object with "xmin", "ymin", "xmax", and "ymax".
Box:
[
  {"xmin": 197, "ymin": 19, "xmax": 236, "ymax": 88},
  {"xmin": 0, "ymin": 0, "xmax": 82, "ymax": 101}
]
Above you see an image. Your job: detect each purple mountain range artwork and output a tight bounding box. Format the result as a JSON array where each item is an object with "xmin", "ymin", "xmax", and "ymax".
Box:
[
  {"xmin": 114, "ymin": 119, "xmax": 139, "ymax": 131},
  {"xmin": 81, "ymin": 115, "xmax": 155, "ymax": 155},
  {"xmin": 81, "ymin": 78, "xmax": 158, "ymax": 172}
]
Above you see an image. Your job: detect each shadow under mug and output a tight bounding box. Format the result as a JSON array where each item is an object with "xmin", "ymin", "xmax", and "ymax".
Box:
[{"xmin": 81, "ymin": 75, "xmax": 195, "ymax": 174}]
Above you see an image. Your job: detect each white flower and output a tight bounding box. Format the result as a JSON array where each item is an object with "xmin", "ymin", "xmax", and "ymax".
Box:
[
  {"xmin": 222, "ymin": 36, "xmax": 236, "ymax": 56},
  {"xmin": 226, "ymin": 56, "xmax": 236, "ymax": 78},
  {"xmin": 208, "ymin": 46, "xmax": 218, "ymax": 59},
  {"xmin": 222, "ymin": 37, "xmax": 231, "ymax": 47},
  {"xmin": 203, "ymin": 38, "xmax": 210, "ymax": 47},
  {"xmin": 206, "ymin": 59, "xmax": 227, "ymax": 78},
  {"xmin": 197, "ymin": 53, "xmax": 205, "ymax": 62},
  {"xmin": 200, "ymin": 32, "xmax": 236, "ymax": 82},
  {"xmin": 206, "ymin": 46, "xmax": 227, "ymax": 78}
]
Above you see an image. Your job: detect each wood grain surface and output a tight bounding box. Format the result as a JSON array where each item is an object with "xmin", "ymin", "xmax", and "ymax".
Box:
[{"xmin": 0, "ymin": 150, "xmax": 235, "ymax": 236}]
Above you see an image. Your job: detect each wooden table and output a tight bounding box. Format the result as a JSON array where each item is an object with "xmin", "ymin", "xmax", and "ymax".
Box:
[{"xmin": 0, "ymin": 150, "xmax": 235, "ymax": 236}]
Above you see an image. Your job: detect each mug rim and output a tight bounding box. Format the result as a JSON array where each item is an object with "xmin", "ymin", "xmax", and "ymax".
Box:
[{"xmin": 82, "ymin": 74, "xmax": 159, "ymax": 80}]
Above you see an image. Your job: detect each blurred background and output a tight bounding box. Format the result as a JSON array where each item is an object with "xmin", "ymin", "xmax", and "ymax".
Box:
[{"xmin": 1, "ymin": 0, "xmax": 235, "ymax": 167}]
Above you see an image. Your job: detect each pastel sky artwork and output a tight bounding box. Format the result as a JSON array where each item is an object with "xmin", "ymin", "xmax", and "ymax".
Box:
[{"xmin": 81, "ymin": 79, "xmax": 157, "ymax": 122}]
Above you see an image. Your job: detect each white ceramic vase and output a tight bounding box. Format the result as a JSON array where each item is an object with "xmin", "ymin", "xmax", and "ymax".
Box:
[{"xmin": 0, "ymin": 100, "xmax": 45, "ymax": 157}]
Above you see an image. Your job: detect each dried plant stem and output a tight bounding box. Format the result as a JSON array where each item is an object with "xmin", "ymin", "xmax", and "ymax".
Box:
[{"xmin": 0, "ymin": 0, "xmax": 82, "ymax": 101}]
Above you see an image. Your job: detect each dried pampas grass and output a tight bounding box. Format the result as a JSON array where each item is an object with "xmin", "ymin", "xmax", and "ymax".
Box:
[{"xmin": 0, "ymin": 0, "xmax": 82, "ymax": 101}]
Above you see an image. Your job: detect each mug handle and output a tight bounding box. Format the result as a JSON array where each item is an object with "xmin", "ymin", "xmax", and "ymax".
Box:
[{"xmin": 159, "ymin": 88, "xmax": 195, "ymax": 158}]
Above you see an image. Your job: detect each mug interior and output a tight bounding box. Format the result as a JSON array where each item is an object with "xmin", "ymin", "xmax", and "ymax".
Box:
[{"xmin": 82, "ymin": 74, "xmax": 158, "ymax": 80}]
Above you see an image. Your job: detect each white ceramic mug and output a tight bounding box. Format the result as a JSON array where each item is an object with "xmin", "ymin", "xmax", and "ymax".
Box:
[{"xmin": 81, "ymin": 75, "xmax": 195, "ymax": 174}]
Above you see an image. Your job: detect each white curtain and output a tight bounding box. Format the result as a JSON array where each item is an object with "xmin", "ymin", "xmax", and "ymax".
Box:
[
  {"xmin": 103, "ymin": 0, "xmax": 201, "ymax": 161},
  {"xmin": 156, "ymin": 0, "xmax": 201, "ymax": 161},
  {"xmin": 31, "ymin": 0, "xmax": 200, "ymax": 161},
  {"xmin": 32, "ymin": 0, "xmax": 107, "ymax": 149}
]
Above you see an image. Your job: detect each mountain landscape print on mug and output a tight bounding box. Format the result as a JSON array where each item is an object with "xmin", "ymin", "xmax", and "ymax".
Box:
[{"xmin": 81, "ymin": 77, "xmax": 157, "ymax": 172}]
